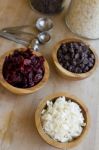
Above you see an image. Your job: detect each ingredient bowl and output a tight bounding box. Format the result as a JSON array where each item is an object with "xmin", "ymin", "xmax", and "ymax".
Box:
[
  {"xmin": 52, "ymin": 38, "xmax": 98, "ymax": 80},
  {"xmin": 0, "ymin": 48, "xmax": 49, "ymax": 95},
  {"xmin": 35, "ymin": 92, "xmax": 90, "ymax": 149}
]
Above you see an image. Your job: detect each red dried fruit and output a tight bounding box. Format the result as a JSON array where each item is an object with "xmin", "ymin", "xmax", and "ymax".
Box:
[
  {"xmin": 3, "ymin": 48, "xmax": 45, "ymax": 88},
  {"xmin": 23, "ymin": 59, "xmax": 31, "ymax": 65}
]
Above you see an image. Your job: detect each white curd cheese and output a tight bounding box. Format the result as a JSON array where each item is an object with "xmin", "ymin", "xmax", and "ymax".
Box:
[{"xmin": 41, "ymin": 96, "xmax": 86, "ymax": 143}]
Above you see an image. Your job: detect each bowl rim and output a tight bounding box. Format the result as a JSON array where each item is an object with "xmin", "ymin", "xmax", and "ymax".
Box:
[
  {"xmin": 52, "ymin": 38, "xmax": 98, "ymax": 79},
  {"xmin": 35, "ymin": 92, "xmax": 90, "ymax": 149},
  {"xmin": 0, "ymin": 48, "xmax": 49, "ymax": 95}
]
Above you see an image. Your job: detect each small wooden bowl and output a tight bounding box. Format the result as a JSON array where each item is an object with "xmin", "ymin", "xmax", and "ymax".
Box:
[
  {"xmin": 35, "ymin": 92, "xmax": 90, "ymax": 149},
  {"xmin": 52, "ymin": 38, "xmax": 98, "ymax": 80},
  {"xmin": 0, "ymin": 48, "xmax": 49, "ymax": 95}
]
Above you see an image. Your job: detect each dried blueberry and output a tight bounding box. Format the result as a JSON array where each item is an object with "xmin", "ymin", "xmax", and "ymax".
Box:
[
  {"xmin": 75, "ymin": 53, "xmax": 80, "ymax": 59},
  {"xmin": 64, "ymin": 55, "xmax": 70, "ymax": 61},
  {"xmin": 57, "ymin": 41, "xmax": 95, "ymax": 74}
]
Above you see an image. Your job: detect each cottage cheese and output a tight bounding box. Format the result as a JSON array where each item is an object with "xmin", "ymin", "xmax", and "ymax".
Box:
[
  {"xmin": 41, "ymin": 96, "xmax": 86, "ymax": 143},
  {"xmin": 66, "ymin": 0, "xmax": 99, "ymax": 39}
]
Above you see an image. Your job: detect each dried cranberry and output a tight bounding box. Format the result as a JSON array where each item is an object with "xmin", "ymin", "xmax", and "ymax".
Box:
[
  {"xmin": 23, "ymin": 59, "xmax": 31, "ymax": 65},
  {"xmin": 3, "ymin": 48, "xmax": 45, "ymax": 88}
]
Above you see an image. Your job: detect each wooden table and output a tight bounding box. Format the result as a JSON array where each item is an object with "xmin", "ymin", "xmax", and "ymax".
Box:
[{"xmin": 0, "ymin": 0, "xmax": 99, "ymax": 150}]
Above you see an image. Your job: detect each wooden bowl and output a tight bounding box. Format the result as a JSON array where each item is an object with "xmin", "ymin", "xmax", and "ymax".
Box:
[
  {"xmin": 52, "ymin": 38, "xmax": 98, "ymax": 80},
  {"xmin": 0, "ymin": 48, "xmax": 49, "ymax": 95},
  {"xmin": 35, "ymin": 92, "xmax": 90, "ymax": 149}
]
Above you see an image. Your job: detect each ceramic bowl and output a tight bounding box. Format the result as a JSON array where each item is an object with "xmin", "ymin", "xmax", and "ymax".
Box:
[
  {"xmin": 35, "ymin": 92, "xmax": 90, "ymax": 149},
  {"xmin": 0, "ymin": 48, "xmax": 49, "ymax": 95},
  {"xmin": 52, "ymin": 38, "xmax": 98, "ymax": 80}
]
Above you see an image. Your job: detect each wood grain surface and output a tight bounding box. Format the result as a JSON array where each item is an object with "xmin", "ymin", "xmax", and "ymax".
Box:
[{"xmin": 0, "ymin": 0, "xmax": 99, "ymax": 150}]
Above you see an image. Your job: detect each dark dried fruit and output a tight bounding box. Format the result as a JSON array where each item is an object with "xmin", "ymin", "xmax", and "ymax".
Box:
[
  {"xmin": 3, "ymin": 48, "xmax": 45, "ymax": 88},
  {"xmin": 30, "ymin": 0, "xmax": 64, "ymax": 14},
  {"xmin": 57, "ymin": 41, "xmax": 95, "ymax": 73}
]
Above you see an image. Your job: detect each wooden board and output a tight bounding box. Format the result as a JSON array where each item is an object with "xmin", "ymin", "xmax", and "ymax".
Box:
[{"xmin": 0, "ymin": 0, "xmax": 99, "ymax": 150}]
